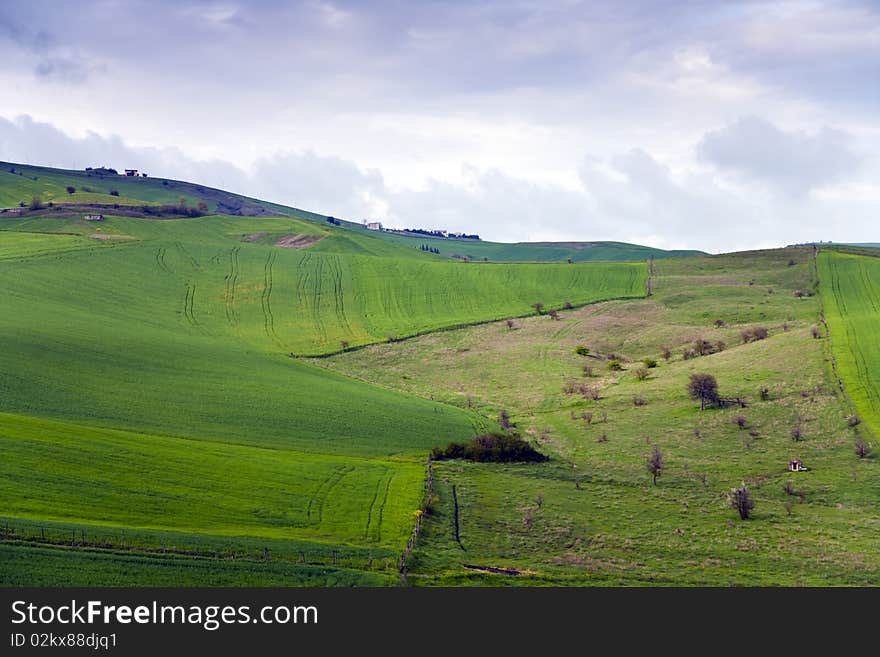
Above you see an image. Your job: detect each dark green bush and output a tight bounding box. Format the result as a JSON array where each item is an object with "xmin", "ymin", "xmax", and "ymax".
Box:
[{"xmin": 431, "ymin": 433, "xmax": 548, "ymax": 463}]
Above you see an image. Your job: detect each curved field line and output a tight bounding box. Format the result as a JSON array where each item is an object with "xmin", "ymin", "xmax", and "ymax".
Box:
[
  {"xmin": 363, "ymin": 467, "xmax": 390, "ymax": 542},
  {"xmin": 155, "ymin": 246, "xmax": 171, "ymax": 273},
  {"xmin": 181, "ymin": 283, "xmax": 199, "ymax": 327},
  {"xmin": 373, "ymin": 470, "xmax": 395, "ymax": 545},
  {"xmin": 260, "ymin": 250, "xmax": 279, "ymax": 343},
  {"xmin": 223, "ymin": 246, "xmax": 240, "ymax": 327},
  {"xmin": 329, "ymin": 255, "xmax": 353, "ymax": 340},
  {"xmin": 305, "ymin": 465, "xmax": 353, "ymax": 526}
]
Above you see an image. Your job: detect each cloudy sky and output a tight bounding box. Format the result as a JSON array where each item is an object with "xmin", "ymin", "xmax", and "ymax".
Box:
[{"xmin": 1, "ymin": 0, "xmax": 878, "ymax": 252}]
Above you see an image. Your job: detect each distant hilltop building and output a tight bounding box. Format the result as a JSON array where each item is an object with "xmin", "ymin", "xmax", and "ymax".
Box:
[
  {"xmin": 83, "ymin": 214, "xmax": 104, "ymax": 221},
  {"xmin": 365, "ymin": 221, "xmax": 383, "ymax": 231},
  {"xmin": 124, "ymin": 169, "xmax": 138, "ymax": 177}
]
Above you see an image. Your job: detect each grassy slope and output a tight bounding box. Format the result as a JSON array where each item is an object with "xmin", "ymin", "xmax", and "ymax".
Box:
[
  {"xmin": 318, "ymin": 248, "xmax": 880, "ymax": 585},
  {"xmin": 361, "ymin": 229, "xmax": 705, "ymax": 262},
  {"xmin": 0, "ymin": 162, "xmax": 293, "ymax": 215},
  {"xmin": 0, "ymin": 211, "xmax": 643, "ymax": 585},
  {"xmin": 818, "ymin": 251, "xmax": 880, "ymax": 438}
]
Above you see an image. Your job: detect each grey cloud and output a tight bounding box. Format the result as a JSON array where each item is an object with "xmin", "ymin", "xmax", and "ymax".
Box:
[
  {"xmin": 0, "ymin": 9, "xmax": 95, "ymax": 83},
  {"xmin": 697, "ymin": 116, "xmax": 862, "ymax": 196}
]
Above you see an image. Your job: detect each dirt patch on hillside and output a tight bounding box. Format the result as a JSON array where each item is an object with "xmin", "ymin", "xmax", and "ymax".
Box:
[
  {"xmin": 275, "ymin": 234, "xmax": 324, "ymax": 249},
  {"xmin": 88, "ymin": 233, "xmax": 134, "ymax": 240},
  {"xmin": 241, "ymin": 232, "xmax": 267, "ymax": 242},
  {"xmin": 462, "ymin": 563, "xmax": 523, "ymax": 576}
]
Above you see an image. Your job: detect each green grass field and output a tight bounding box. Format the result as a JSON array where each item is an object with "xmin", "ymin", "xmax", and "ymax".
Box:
[
  {"xmin": 818, "ymin": 251, "xmax": 880, "ymax": 438},
  {"xmin": 0, "ymin": 198, "xmax": 645, "ymax": 584},
  {"xmin": 321, "ymin": 248, "xmax": 880, "ymax": 585}
]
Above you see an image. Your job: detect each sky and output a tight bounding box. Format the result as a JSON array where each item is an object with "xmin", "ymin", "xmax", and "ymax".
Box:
[{"xmin": 0, "ymin": 0, "xmax": 878, "ymax": 253}]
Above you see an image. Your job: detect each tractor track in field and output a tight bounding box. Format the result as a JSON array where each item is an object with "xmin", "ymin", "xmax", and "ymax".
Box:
[
  {"xmin": 310, "ymin": 255, "xmax": 328, "ymax": 345},
  {"xmin": 261, "ymin": 250, "xmax": 279, "ymax": 343},
  {"xmin": 182, "ymin": 283, "xmax": 198, "ymax": 327},
  {"xmin": 306, "ymin": 466, "xmax": 353, "ymax": 525},
  {"xmin": 224, "ymin": 246, "xmax": 240, "ymax": 327},
  {"xmin": 328, "ymin": 255, "xmax": 353, "ymax": 340},
  {"xmin": 155, "ymin": 246, "xmax": 171, "ymax": 273},
  {"xmin": 363, "ymin": 469, "xmax": 393, "ymax": 543}
]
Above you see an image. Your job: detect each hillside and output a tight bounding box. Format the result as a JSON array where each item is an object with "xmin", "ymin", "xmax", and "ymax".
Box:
[
  {"xmin": 1, "ymin": 161, "xmax": 701, "ymax": 262},
  {"xmin": 317, "ymin": 248, "xmax": 880, "ymax": 585},
  {"xmin": 0, "ymin": 203, "xmax": 645, "ymax": 584}
]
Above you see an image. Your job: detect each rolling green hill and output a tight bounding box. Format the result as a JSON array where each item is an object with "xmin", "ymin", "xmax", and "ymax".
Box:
[
  {"xmin": 369, "ymin": 231, "xmax": 706, "ymax": 262},
  {"xmin": 0, "ymin": 193, "xmax": 646, "ymax": 584}
]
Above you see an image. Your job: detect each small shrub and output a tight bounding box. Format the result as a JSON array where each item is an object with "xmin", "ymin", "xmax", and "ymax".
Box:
[
  {"xmin": 634, "ymin": 367, "xmax": 649, "ymax": 381},
  {"xmin": 661, "ymin": 347, "xmax": 671, "ymax": 361},
  {"xmin": 29, "ymin": 196, "xmax": 43, "ymax": 210},
  {"xmin": 505, "ymin": 319, "xmax": 515, "ymax": 330},
  {"xmin": 759, "ymin": 387, "xmax": 770, "ymax": 401},
  {"xmin": 728, "ymin": 484, "xmax": 755, "ymax": 520},
  {"xmin": 643, "ymin": 358, "xmax": 657, "ymax": 369},
  {"xmin": 66, "ymin": 186, "xmax": 76, "ymax": 194},
  {"xmin": 714, "ymin": 319, "xmax": 726, "ymax": 328},
  {"xmin": 563, "ymin": 300, "xmax": 574, "ymax": 310},
  {"xmin": 581, "ymin": 412, "xmax": 593, "ymax": 425},
  {"xmin": 607, "ymin": 359, "xmax": 622, "ymax": 371},
  {"xmin": 646, "ymin": 445, "xmax": 664, "ymax": 485},
  {"xmin": 788, "ymin": 259, "xmax": 796, "ymax": 266},
  {"xmin": 581, "ymin": 385, "xmax": 601, "ymax": 401},
  {"xmin": 811, "ymin": 325, "xmax": 822, "ymax": 339},
  {"xmin": 794, "ymin": 289, "xmax": 813, "ymax": 298},
  {"xmin": 847, "ymin": 415, "xmax": 861, "ymax": 427},
  {"xmin": 499, "ymin": 409, "xmax": 512, "ymax": 430},
  {"xmin": 109, "ymin": 189, "xmax": 119, "ymax": 197},
  {"xmin": 632, "ymin": 394, "xmax": 647, "ymax": 407},
  {"xmin": 531, "ymin": 302, "xmax": 544, "ymax": 315},
  {"xmin": 734, "ymin": 415, "xmax": 748, "ymax": 430},
  {"xmin": 575, "ymin": 345, "xmax": 590, "ymax": 357},
  {"xmin": 596, "ymin": 433, "xmax": 608, "ymax": 443},
  {"xmin": 694, "ymin": 338, "xmax": 713, "ymax": 356},
  {"xmin": 682, "ymin": 348, "xmax": 697, "ymax": 361},
  {"xmin": 791, "ymin": 424, "xmax": 803, "ymax": 441},
  {"xmin": 741, "ymin": 327, "xmax": 769, "ymax": 343},
  {"xmin": 582, "ymin": 365, "xmax": 593, "ymax": 378},
  {"xmin": 855, "ymin": 437, "xmax": 872, "ymax": 459},
  {"xmin": 340, "ymin": 340, "xmax": 350, "ymax": 351},
  {"xmin": 548, "ymin": 309, "xmax": 560, "ymax": 320}
]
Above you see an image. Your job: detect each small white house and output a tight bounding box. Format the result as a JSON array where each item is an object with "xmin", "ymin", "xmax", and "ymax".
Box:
[
  {"xmin": 83, "ymin": 214, "xmax": 104, "ymax": 221},
  {"xmin": 365, "ymin": 221, "xmax": 383, "ymax": 231}
]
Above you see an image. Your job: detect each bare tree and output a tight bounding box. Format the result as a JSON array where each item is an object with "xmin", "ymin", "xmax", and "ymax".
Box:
[
  {"xmin": 687, "ymin": 373, "xmax": 719, "ymax": 410},
  {"xmin": 531, "ymin": 302, "xmax": 544, "ymax": 315},
  {"xmin": 634, "ymin": 367, "xmax": 650, "ymax": 381},
  {"xmin": 728, "ymin": 484, "xmax": 755, "ymax": 520},
  {"xmin": 505, "ymin": 319, "xmax": 515, "ymax": 330},
  {"xmin": 661, "ymin": 346, "xmax": 672, "ymax": 362},
  {"xmin": 499, "ymin": 409, "xmax": 512, "ymax": 430},
  {"xmin": 646, "ymin": 444, "xmax": 664, "ymax": 485}
]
